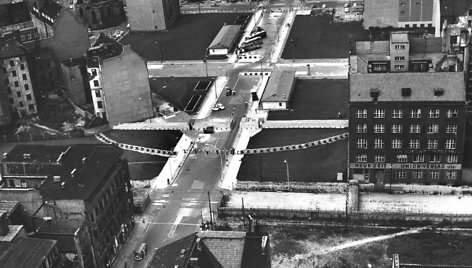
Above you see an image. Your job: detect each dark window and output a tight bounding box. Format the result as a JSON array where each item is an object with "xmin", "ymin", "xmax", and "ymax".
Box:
[
  {"xmin": 24, "ymin": 84, "xmax": 29, "ymax": 90},
  {"xmin": 12, "ymin": 71, "xmax": 17, "ymax": 77},
  {"xmin": 9, "ymin": 180, "xmax": 15, "ymax": 187},
  {"xmin": 1, "ymin": 67, "xmax": 6, "ymax": 73},
  {"xmin": 16, "ymin": 91, "xmax": 21, "ymax": 97},
  {"xmin": 28, "ymin": 104, "xmax": 35, "ymax": 112},
  {"xmin": 9, "ymin": 60, "xmax": 14, "ymax": 67},
  {"xmin": 91, "ymin": 69, "xmax": 97, "ymax": 76},
  {"xmin": 20, "ymin": 64, "xmax": 25, "ymax": 70},
  {"xmin": 93, "ymin": 80, "xmax": 99, "ymax": 87},
  {"xmin": 22, "ymin": 74, "xmax": 27, "ymax": 80},
  {"xmin": 96, "ymin": 91, "xmax": 100, "ymax": 97},
  {"xmin": 19, "ymin": 101, "xmax": 23, "ymax": 107},
  {"xmin": 401, "ymin": 88, "xmax": 411, "ymax": 97},
  {"xmin": 97, "ymin": 101, "xmax": 103, "ymax": 108},
  {"xmin": 6, "ymin": 87, "xmax": 11, "ymax": 94},
  {"xmin": 26, "ymin": 94, "xmax": 32, "ymax": 100}
]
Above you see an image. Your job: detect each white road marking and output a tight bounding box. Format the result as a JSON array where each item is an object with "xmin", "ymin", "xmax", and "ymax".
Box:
[{"xmin": 167, "ymin": 208, "xmax": 192, "ymax": 238}]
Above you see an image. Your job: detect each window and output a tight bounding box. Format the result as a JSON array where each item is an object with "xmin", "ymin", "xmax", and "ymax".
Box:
[
  {"xmin": 14, "ymin": 81, "xmax": 19, "ymax": 87},
  {"xmin": 26, "ymin": 94, "xmax": 32, "ymax": 101},
  {"xmin": 395, "ymin": 44, "xmax": 406, "ymax": 50},
  {"xmin": 394, "ymin": 56, "xmax": 405, "ymax": 61},
  {"xmin": 374, "ymin": 124, "xmax": 385, "ymax": 133},
  {"xmin": 1, "ymin": 67, "xmax": 6, "ymax": 73},
  {"xmin": 413, "ymin": 154, "xmax": 424, "ymax": 162},
  {"xmin": 396, "ymin": 154, "xmax": 408, "ymax": 162},
  {"xmin": 374, "ymin": 154, "xmax": 385, "ymax": 163},
  {"xmin": 18, "ymin": 101, "xmax": 23, "ymax": 107},
  {"xmin": 9, "ymin": 60, "xmax": 14, "ymax": 67},
  {"xmin": 445, "ymin": 139, "xmax": 456, "ymax": 149},
  {"xmin": 446, "ymin": 125, "xmax": 457, "ymax": 134},
  {"xmin": 93, "ymin": 80, "xmax": 99, "ymax": 87},
  {"xmin": 374, "ymin": 109, "xmax": 385, "ymax": 118},
  {"xmin": 16, "ymin": 91, "xmax": 21, "ymax": 97},
  {"xmin": 396, "ymin": 170, "xmax": 406, "ymax": 179},
  {"xmin": 394, "ymin": 65, "xmax": 405, "ymax": 70},
  {"xmin": 410, "ymin": 109, "xmax": 421, "ymax": 118},
  {"xmin": 392, "ymin": 139, "xmax": 402, "ymax": 149},
  {"xmin": 24, "ymin": 84, "xmax": 29, "ymax": 90},
  {"xmin": 356, "ymin": 109, "xmax": 367, "ymax": 118},
  {"xmin": 446, "ymin": 155, "xmax": 458, "ymax": 163},
  {"xmin": 409, "ymin": 139, "xmax": 420, "ymax": 149},
  {"xmin": 20, "ymin": 64, "xmax": 25, "ymax": 70},
  {"xmin": 28, "ymin": 104, "xmax": 35, "ymax": 112},
  {"xmin": 22, "ymin": 74, "xmax": 27, "ymax": 80},
  {"xmin": 427, "ymin": 124, "xmax": 439, "ymax": 134},
  {"xmin": 97, "ymin": 101, "xmax": 103, "ymax": 109},
  {"xmin": 391, "ymin": 124, "xmax": 403, "ymax": 134},
  {"xmin": 374, "ymin": 138, "xmax": 384, "ymax": 149},
  {"xmin": 409, "ymin": 124, "xmax": 421, "ymax": 133},
  {"xmin": 446, "ymin": 171, "xmax": 457, "ymax": 180},
  {"xmin": 427, "ymin": 139, "xmax": 438, "ymax": 149},
  {"xmin": 430, "ymin": 154, "xmax": 440, "ymax": 163},
  {"xmin": 428, "ymin": 109, "xmax": 440, "ymax": 118},
  {"xmin": 446, "ymin": 109, "xmax": 458, "ymax": 118},
  {"xmin": 91, "ymin": 69, "xmax": 97, "ymax": 76},
  {"xmin": 356, "ymin": 154, "xmax": 367, "ymax": 162},
  {"xmin": 357, "ymin": 139, "xmax": 368, "ymax": 149},
  {"xmin": 413, "ymin": 171, "xmax": 423, "ymax": 179},
  {"xmin": 12, "ymin": 70, "xmax": 16, "ymax": 77},
  {"xmin": 95, "ymin": 91, "xmax": 101, "ymax": 98},
  {"xmin": 392, "ymin": 109, "xmax": 403, "ymax": 118},
  {"xmin": 429, "ymin": 171, "xmax": 439, "ymax": 180}
]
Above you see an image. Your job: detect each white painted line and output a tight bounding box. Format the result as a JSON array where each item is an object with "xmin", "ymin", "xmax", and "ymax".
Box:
[{"xmin": 148, "ymin": 65, "xmax": 164, "ymax": 70}]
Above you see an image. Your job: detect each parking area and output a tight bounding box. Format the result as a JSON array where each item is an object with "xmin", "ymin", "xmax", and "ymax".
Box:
[
  {"xmin": 237, "ymin": 128, "xmax": 347, "ymax": 183},
  {"xmin": 268, "ymin": 79, "xmax": 348, "ymax": 120},
  {"xmin": 121, "ymin": 13, "xmax": 251, "ymax": 61},
  {"xmin": 281, "ymin": 15, "xmax": 368, "ymax": 59},
  {"xmin": 149, "ymin": 77, "xmax": 215, "ymax": 114}
]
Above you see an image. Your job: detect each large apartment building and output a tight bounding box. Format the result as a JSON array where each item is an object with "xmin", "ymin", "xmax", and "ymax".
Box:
[
  {"xmin": 86, "ymin": 34, "xmax": 153, "ymax": 126},
  {"xmin": 348, "ymin": 32, "xmax": 467, "ymax": 186},
  {"xmin": 126, "ymin": 0, "xmax": 180, "ymax": 31},
  {"xmin": 0, "ymin": 41, "xmax": 38, "ymax": 120},
  {"xmin": 0, "ymin": 144, "xmax": 135, "ymax": 268}
]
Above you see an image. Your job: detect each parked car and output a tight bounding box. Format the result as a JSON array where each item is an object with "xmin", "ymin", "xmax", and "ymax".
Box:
[
  {"xmin": 239, "ymin": 43, "xmax": 262, "ymax": 53},
  {"xmin": 212, "ymin": 103, "xmax": 225, "ymax": 111}
]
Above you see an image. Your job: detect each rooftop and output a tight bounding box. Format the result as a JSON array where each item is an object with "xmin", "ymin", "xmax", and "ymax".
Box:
[
  {"xmin": 31, "ymin": 0, "xmax": 63, "ymax": 26},
  {"xmin": 148, "ymin": 232, "xmax": 197, "ymax": 268},
  {"xmin": 0, "ymin": 238, "xmax": 57, "ymax": 267},
  {"xmin": 0, "ymin": 1, "xmax": 31, "ymax": 27},
  {"xmin": 350, "ymin": 72, "xmax": 465, "ymax": 102},
  {"xmin": 208, "ymin": 24, "xmax": 241, "ymax": 49},
  {"xmin": 86, "ymin": 33, "xmax": 123, "ymax": 68},
  {"xmin": 261, "ymin": 70, "xmax": 295, "ymax": 102},
  {"xmin": 440, "ymin": 0, "xmax": 472, "ymax": 21},
  {"xmin": 0, "ymin": 41, "xmax": 26, "ymax": 60},
  {"xmin": 2, "ymin": 144, "xmax": 124, "ymax": 201},
  {"xmin": 0, "ymin": 201, "xmax": 19, "ymax": 215}
]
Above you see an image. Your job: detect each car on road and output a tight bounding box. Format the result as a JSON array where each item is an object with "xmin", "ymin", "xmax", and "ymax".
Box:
[
  {"xmin": 134, "ymin": 243, "xmax": 147, "ymax": 261},
  {"xmin": 212, "ymin": 103, "xmax": 225, "ymax": 111}
]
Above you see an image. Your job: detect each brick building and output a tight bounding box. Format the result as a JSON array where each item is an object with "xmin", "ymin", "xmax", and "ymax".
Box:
[
  {"xmin": 0, "ymin": 144, "xmax": 135, "ymax": 268},
  {"xmin": 348, "ymin": 32, "xmax": 467, "ymax": 186},
  {"xmin": 86, "ymin": 34, "xmax": 153, "ymax": 126},
  {"xmin": 0, "ymin": 40, "xmax": 38, "ymax": 120},
  {"xmin": 126, "ymin": 0, "xmax": 180, "ymax": 31},
  {"xmin": 75, "ymin": 0, "xmax": 125, "ymax": 30}
]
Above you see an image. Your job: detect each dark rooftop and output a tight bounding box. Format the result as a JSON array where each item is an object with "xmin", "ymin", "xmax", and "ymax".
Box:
[
  {"xmin": 0, "ymin": 1, "xmax": 30, "ymax": 27},
  {"xmin": 440, "ymin": 0, "xmax": 472, "ymax": 21},
  {"xmin": 3, "ymin": 144, "xmax": 124, "ymax": 201},
  {"xmin": 31, "ymin": 0, "xmax": 63, "ymax": 26},
  {"xmin": 148, "ymin": 232, "xmax": 197, "ymax": 268},
  {"xmin": 86, "ymin": 33, "xmax": 123, "ymax": 67},
  {"xmin": 0, "ymin": 238, "xmax": 57, "ymax": 267},
  {"xmin": 0, "ymin": 201, "xmax": 19, "ymax": 215},
  {"xmin": 0, "ymin": 41, "xmax": 26, "ymax": 60}
]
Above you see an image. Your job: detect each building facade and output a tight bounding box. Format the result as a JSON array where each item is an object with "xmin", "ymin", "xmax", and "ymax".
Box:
[
  {"xmin": 349, "ymin": 32, "xmax": 466, "ymax": 186},
  {"xmin": 0, "ymin": 41, "xmax": 38, "ymax": 119},
  {"xmin": 75, "ymin": 0, "xmax": 125, "ymax": 30},
  {"xmin": 86, "ymin": 34, "xmax": 153, "ymax": 126},
  {"xmin": 0, "ymin": 144, "xmax": 135, "ymax": 268},
  {"xmin": 0, "ymin": 0, "xmax": 39, "ymax": 42},
  {"xmin": 60, "ymin": 57, "xmax": 90, "ymax": 105},
  {"xmin": 126, "ymin": 0, "xmax": 180, "ymax": 31}
]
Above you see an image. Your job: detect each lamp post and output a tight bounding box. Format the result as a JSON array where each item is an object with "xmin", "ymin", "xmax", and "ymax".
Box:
[
  {"xmin": 155, "ymin": 41, "xmax": 163, "ymax": 64},
  {"xmin": 260, "ymin": 59, "xmax": 263, "ymax": 79},
  {"xmin": 284, "ymin": 159, "xmax": 290, "ymax": 186},
  {"xmin": 290, "ymin": 38, "xmax": 295, "ymax": 63}
]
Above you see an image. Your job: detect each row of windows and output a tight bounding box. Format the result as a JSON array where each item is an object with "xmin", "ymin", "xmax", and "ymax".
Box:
[
  {"xmin": 395, "ymin": 170, "xmax": 456, "ymax": 180},
  {"xmin": 356, "ymin": 124, "xmax": 457, "ymax": 134},
  {"xmin": 355, "ymin": 154, "xmax": 458, "ymax": 163},
  {"xmin": 1, "ymin": 64, "xmax": 26, "ymax": 73},
  {"xmin": 356, "ymin": 138, "xmax": 456, "ymax": 149},
  {"xmin": 356, "ymin": 109, "xmax": 458, "ymax": 119}
]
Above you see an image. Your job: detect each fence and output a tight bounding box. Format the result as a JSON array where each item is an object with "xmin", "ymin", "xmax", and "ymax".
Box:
[
  {"xmin": 217, "ymin": 206, "xmax": 472, "ymax": 224},
  {"xmin": 0, "ymin": 132, "xmax": 74, "ymax": 143},
  {"xmin": 234, "ymin": 181, "xmax": 347, "ymax": 193},
  {"xmin": 180, "ymin": 8, "xmax": 256, "ymax": 14}
]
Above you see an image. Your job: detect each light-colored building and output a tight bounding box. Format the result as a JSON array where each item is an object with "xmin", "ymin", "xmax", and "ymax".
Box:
[
  {"xmin": 208, "ymin": 25, "xmax": 242, "ymax": 56},
  {"xmin": 0, "ymin": 41, "xmax": 38, "ymax": 119},
  {"xmin": 86, "ymin": 34, "xmax": 153, "ymax": 126},
  {"xmin": 261, "ymin": 70, "xmax": 295, "ymax": 110},
  {"xmin": 126, "ymin": 0, "xmax": 180, "ymax": 31}
]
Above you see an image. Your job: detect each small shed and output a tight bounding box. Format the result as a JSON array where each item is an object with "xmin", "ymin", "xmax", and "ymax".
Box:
[
  {"xmin": 261, "ymin": 70, "xmax": 296, "ymax": 110},
  {"xmin": 208, "ymin": 25, "xmax": 242, "ymax": 56}
]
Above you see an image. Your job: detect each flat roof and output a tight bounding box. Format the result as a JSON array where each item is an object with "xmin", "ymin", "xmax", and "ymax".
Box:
[
  {"xmin": 261, "ymin": 70, "xmax": 295, "ymax": 103},
  {"xmin": 350, "ymin": 72, "xmax": 465, "ymax": 102},
  {"xmin": 3, "ymin": 144, "xmax": 123, "ymax": 201},
  {"xmin": 0, "ymin": 238, "xmax": 57, "ymax": 267},
  {"xmin": 208, "ymin": 24, "xmax": 241, "ymax": 49},
  {"xmin": 363, "ymin": 0, "xmax": 399, "ymax": 28}
]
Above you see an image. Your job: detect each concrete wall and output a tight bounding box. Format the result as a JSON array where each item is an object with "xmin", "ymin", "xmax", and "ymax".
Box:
[
  {"xmin": 40, "ymin": 10, "xmax": 90, "ymax": 62},
  {"xmin": 101, "ymin": 46, "xmax": 153, "ymax": 126},
  {"xmin": 126, "ymin": 0, "xmax": 180, "ymax": 31},
  {"xmin": 60, "ymin": 63, "xmax": 87, "ymax": 105}
]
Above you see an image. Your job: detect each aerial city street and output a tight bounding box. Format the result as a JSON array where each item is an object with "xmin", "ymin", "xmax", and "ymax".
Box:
[{"xmin": 1, "ymin": 0, "xmax": 472, "ymax": 267}]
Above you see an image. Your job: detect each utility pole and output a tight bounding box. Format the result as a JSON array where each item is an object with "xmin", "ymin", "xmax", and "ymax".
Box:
[{"xmin": 208, "ymin": 191, "xmax": 213, "ymax": 227}]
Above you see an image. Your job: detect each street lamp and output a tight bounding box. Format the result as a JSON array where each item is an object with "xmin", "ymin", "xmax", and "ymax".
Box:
[
  {"xmin": 155, "ymin": 41, "xmax": 163, "ymax": 64},
  {"xmin": 290, "ymin": 38, "xmax": 295, "ymax": 63},
  {"xmin": 284, "ymin": 159, "xmax": 290, "ymax": 186},
  {"xmin": 260, "ymin": 59, "xmax": 263, "ymax": 79}
]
